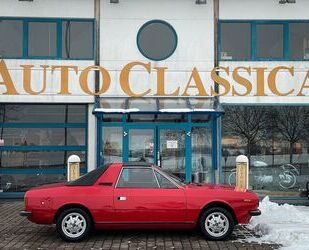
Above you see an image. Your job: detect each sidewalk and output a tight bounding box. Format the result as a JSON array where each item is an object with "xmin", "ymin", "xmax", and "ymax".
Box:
[{"xmin": 0, "ymin": 200, "xmax": 278, "ymax": 250}]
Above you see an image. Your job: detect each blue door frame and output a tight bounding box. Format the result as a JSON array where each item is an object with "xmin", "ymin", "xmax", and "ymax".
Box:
[{"xmin": 98, "ymin": 114, "xmax": 219, "ymax": 184}]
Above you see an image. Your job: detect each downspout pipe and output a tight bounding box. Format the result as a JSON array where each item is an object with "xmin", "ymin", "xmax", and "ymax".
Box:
[
  {"xmin": 213, "ymin": 0, "xmax": 221, "ymax": 184},
  {"xmin": 214, "ymin": 0, "xmax": 219, "ymax": 94},
  {"xmin": 94, "ymin": 0, "xmax": 100, "ymax": 99},
  {"xmin": 94, "ymin": 0, "xmax": 100, "ymax": 169}
]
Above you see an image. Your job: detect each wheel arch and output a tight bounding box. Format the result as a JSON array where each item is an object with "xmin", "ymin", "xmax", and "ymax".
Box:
[
  {"xmin": 53, "ymin": 203, "xmax": 94, "ymax": 224},
  {"xmin": 198, "ymin": 201, "xmax": 238, "ymax": 225}
]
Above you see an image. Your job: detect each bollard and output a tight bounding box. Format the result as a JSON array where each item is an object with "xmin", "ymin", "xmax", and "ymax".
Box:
[
  {"xmin": 67, "ymin": 155, "xmax": 81, "ymax": 182},
  {"xmin": 236, "ymin": 155, "xmax": 249, "ymax": 190}
]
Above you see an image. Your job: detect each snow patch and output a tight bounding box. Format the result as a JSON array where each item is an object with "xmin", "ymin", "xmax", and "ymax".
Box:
[
  {"xmin": 247, "ymin": 196, "xmax": 309, "ymax": 250},
  {"xmin": 94, "ymin": 108, "xmax": 140, "ymax": 113}
]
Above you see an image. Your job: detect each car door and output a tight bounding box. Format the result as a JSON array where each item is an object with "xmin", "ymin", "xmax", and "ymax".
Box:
[{"xmin": 113, "ymin": 167, "xmax": 187, "ymax": 223}]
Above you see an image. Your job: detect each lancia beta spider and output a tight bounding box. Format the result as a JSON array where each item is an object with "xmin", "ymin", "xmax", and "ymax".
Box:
[{"xmin": 20, "ymin": 163, "xmax": 261, "ymax": 241}]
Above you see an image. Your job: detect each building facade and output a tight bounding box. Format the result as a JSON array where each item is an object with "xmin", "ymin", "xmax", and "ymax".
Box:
[{"xmin": 1, "ymin": 0, "xmax": 309, "ymax": 202}]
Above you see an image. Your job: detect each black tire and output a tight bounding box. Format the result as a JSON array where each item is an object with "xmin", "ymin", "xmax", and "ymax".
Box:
[
  {"xmin": 199, "ymin": 207, "xmax": 234, "ymax": 241},
  {"xmin": 56, "ymin": 208, "xmax": 92, "ymax": 242}
]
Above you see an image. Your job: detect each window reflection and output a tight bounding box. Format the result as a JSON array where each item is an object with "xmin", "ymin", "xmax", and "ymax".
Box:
[
  {"xmin": 28, "ymin": 22, "xmax": 57, "ymax": 57},
  {"xmin": 0, "ymin": 20, "xmax": 23, "ymax": 57},
  {"xmin": 1, "ymin": 128, "xmax": 85, "ymax": 146},
  {"xmin": 192, "ymin": 128, "xmax": 212, "ymax": 183},
  {"xmin": 62, "ymin": 21, "xmax": 93, "ymax": 59},
  {"xmin": 0, "ymin": 104, "xmax": 87, "ymax": 193},
  {"xmin": 256, "ymin": 24, "xmax": 284, "ymax": 58},
  {"xmin": 0, "ymin": 150, "xmax": 86, "ymax": 169},
  {"xmin": 220, "ymin": 23, "xmax": 251, "ymax": 60},
  {"xmin": 222, "ymin": 106, "xmax": 309, "ymax": 195},
  {"xmin": 289, "ymin": 23, "xmax": 309, "ymax": 60},
  {"xmin": 102, "ymin": 127, "xmax": 123, "ymax": 164}
]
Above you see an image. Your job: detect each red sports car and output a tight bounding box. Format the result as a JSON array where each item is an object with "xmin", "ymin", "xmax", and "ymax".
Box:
[{"xmin": 20, "ymin": 163, "xmax": 261, "ymax": 242}]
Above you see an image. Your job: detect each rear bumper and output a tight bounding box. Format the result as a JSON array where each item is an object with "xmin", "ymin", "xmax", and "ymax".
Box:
[
  {"xmin": 20, "ymin": 211, "xmax": 32, "ymax": 217},
  {"xmin": 249, "ymin": 209, "xmax": 261, "ymax": 216}
]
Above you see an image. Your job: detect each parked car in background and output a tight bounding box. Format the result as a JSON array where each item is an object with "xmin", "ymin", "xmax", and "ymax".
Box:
[{"xmin": 21, "ymin": 163, "xmax": 260, "ymax": 242}]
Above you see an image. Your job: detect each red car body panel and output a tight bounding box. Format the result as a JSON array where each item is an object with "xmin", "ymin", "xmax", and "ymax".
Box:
[{"xmin": 24, "ymin": 163, "xmax": 259, "ymax": 229}]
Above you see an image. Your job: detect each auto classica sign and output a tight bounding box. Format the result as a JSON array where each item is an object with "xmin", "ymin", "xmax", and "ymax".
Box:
[{"xmin": 1, "ymin": 59, "xmax": 309, "ymax": 97}]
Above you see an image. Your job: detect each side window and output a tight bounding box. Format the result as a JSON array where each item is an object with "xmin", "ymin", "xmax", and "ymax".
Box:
[
  {"xmin": 155, "ymin": 171, "xmax": 177, "ymax": 189},
  {"xmin": 117, "ymin": 168, "xmax": 159, "ymax": 188}
]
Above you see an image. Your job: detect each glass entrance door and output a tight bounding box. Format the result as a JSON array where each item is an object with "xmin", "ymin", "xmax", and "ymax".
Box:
[
  {"xmin": 191, "ymin": 127, "xmax": 212, "ymax": 183},
  {"xmin": 128, "ymin": 129, "xmax": 155, "ymax": 163},
  {"xmin": 123, "ymin": 124, "xmax": 212, "ymax": 183},
  {"xmin": 158, "ymin": 128, "xmax": 186, "ymax": 180}
]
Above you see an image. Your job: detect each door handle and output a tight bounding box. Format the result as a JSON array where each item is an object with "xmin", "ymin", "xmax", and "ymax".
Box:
[{"xmin": 117, "ymin": 196, "xmax": 127, "ymax": 201}]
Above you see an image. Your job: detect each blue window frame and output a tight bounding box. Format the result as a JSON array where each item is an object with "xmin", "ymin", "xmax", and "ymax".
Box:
[
  {"xmin": 0, "ymin": 104, "xmax": 88, "ymax": 195},
  {"xmin": 0, "ymin": 17, "xmax": 95, "ymax": 60},
  {"xmin": 219, "ymin": 20, "xmax": 309, "ymax": 61},
  {"xmin": 97, "ymin": 113, "xmax": 219, "ymax": 184}
]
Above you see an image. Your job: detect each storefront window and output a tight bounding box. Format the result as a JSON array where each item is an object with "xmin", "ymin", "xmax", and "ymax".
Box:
[
  {"xmin": 2, "ymin": 104, "xmax": 86, "ymax": 123},
  {"xmin": 220, "ymin": 23, "xmax": 251, "ymax": 60},
  {"xmin": 0, "ymin": 104, "xmax": 87, "ymax": 193},
  {"xmin": 0, "ymin": 150, "xmax": 85, "ymax": 168},
  {"xmin": 289, "ymin": 23, "xmax": 309, "ymax": 60},
  {"xmin": 222, "ymin": 106, "xmax": 309, "ymax": 196},
  {"xmin": 0, "ymin": 173, "xmax": 66, "ymax": 193},
  {"xmin": 0, "ymin": 20, "xmax": 23, "ymax": 57},
  {"xmin": 1, "ymin": 128, "xmax": 85, "ymax": 146}
]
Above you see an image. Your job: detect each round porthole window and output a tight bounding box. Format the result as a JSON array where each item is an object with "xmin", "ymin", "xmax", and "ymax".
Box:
[{"xmin": 137, "ymin": 20, "xmax": 178, "ymax": 61}]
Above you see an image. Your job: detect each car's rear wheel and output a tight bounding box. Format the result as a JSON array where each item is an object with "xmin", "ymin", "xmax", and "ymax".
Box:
[
  {"xmin": 199, "ymin": 207, "xmax": 234, "ymax": 240},
  {"xmin": 56, "ymin": 208, "xmax": 92, "ymax": 242}
]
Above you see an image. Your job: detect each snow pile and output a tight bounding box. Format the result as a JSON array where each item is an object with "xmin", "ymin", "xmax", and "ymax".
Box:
[{"xmin": 248, "ymin": 196, "xmax": 309, "ymax": 250}]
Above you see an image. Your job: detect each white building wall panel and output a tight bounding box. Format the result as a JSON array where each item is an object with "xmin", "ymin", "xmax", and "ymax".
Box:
[
  {"xmin": 220, "ymin": 0, "xmax": 309, "ymax": 20},
  {"xmin": 0, "ymin": 60, "xmax": 94, "ymax": 103},
  {"xmin": 100, "ymin": 0, "xmax": 215, "ymax": 97},
  {"xmin": 0, "ymin": 0, "xmax": 94, "ymax": 18},
  {"xmin": 220, "ymin": 61, "xmax": 309, "ymax": 104}
]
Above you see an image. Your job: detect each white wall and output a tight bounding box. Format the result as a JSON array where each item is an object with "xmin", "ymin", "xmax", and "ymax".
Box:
[
  {"xmin": 220, "ymin": 62, "xmax": 309, "ymax": 104},
  {"xmin": 220, "ymin": 0, "xmax": 309, "ymax": 20},
  {"xmin": 0, "ymin": 59, "xmax": 95, "ymax": 103},
  {"xmin": 87, "ymin": 104, "xmax": 96, "ymax": 171},
  {"xmin": 100, "ymin": 0, "xmax": 215, "ymax": 96},
  {"xmin": 0, "ymin": 0, "xmax": 94, "ymax": 18}
]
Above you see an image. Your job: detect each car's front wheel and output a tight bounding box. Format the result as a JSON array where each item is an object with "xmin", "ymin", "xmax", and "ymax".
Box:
[
  {"xmin": 199, "ymin": 207, "xmax": 234, "ymax": 240},
  {"xmin": 56, "ymin": 208, "xmax": 92, "ymax": 242}
]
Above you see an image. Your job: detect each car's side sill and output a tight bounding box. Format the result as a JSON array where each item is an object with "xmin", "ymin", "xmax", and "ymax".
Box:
[{"xmin": 96, "ymin": 221, "xmax": 195, "ymax": 224}]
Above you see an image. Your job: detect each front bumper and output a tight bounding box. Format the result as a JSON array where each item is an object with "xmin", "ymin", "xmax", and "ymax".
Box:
[
  {"xmin": 20, "ymin": 211, "xmax": 32, "ymax": 217},
  {"xmin": 249, "ymin": 209, "xmax": 261, "ymax": 216}
]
